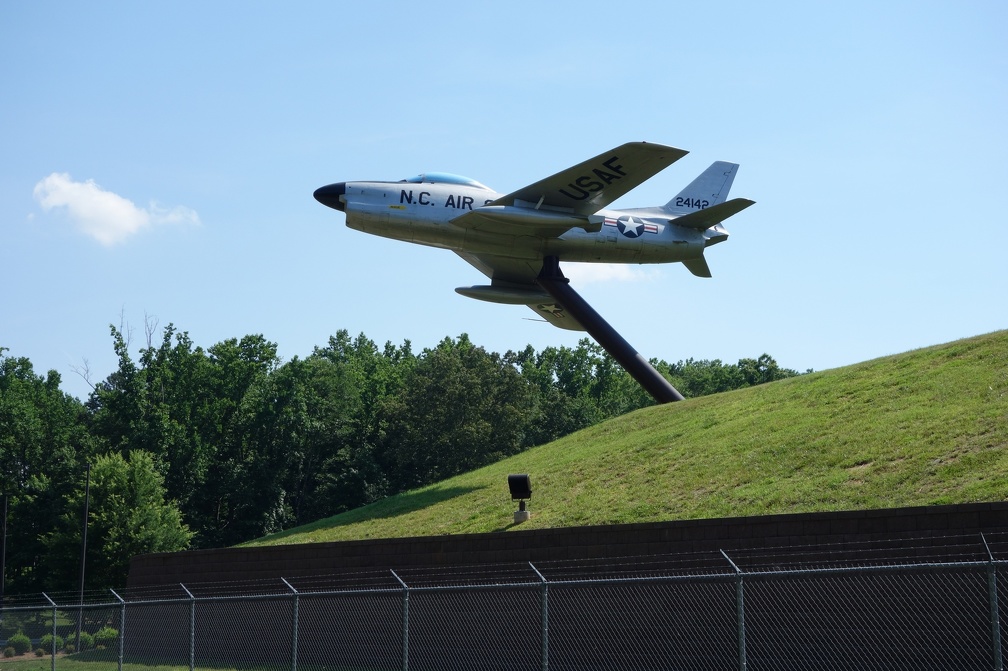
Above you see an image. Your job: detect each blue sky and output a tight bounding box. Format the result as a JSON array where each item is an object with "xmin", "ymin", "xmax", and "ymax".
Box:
[{"xmin": 3, "ymin": 1, "xmax": 1006, "ymax": 401}]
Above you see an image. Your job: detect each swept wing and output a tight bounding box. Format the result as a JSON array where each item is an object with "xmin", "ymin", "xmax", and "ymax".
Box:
[
  {"xmin": 454, "ymin": 252, "xmax": 585, "ymax": 330},
  {"xmin": 450, "ymin": 141, "xmax": 688, "ymax": 236}
]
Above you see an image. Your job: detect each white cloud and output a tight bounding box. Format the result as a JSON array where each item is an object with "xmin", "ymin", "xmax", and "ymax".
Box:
[
  {"xmin": 562, "ymin": 262, "xmax": 663, "ymax": 285},
  {"xmin": 33, "ymin": 173, "xmax": 200, "ymax": 245}
]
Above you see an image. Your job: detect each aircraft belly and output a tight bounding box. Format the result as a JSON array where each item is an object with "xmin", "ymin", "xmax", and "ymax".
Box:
[
  {"xmin": 355, "ymin": 209, "xmax": 703, "ymax": 265},
  {"xmin": 549, "ymin": 234, "xmax": 643, "ymax": 263},
  {"xmin": 461, "ymin": 231, "xmax": 542, "ymax": 260},
  {"xmin": 409, "ymin": 218, "xmax": 461, "ymax": 248},
  {"xmin": 544, "ymin": 229, "xmax": 705, "ymax": 264},
  {"xmin": 348, "ymin": 210, "xmax": 413, "ymax": 243}
]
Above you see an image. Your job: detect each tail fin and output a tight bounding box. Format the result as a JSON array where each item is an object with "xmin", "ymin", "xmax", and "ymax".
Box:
[{"xmin": 663, "ymin": 161, "xmax": 739, "ymax": 214}]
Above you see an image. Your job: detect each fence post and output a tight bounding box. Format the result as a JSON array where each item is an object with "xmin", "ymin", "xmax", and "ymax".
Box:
[
  {"xmin": 282, "ymin": 578, "xmax": 299, "ymax": 671},
  {"xmin": 721, "ymin": 551, "xmax": 747, "ymax": 671},
  {"xmin": 983, "ymin": 535, "xmax": 1003, "ymax": 671},
  {"xmin": 530, "ymin": 563, "xmax": 549, "ymax": 671},
  {"xmin": 110, "ymin": 589, "xmax": 125, "ymax": 671},
  {"xmin": 41, "ymin": 593, "xmax": 56, "ymax": 671},
  {"xmin": 180, "ymin": 583, "xmax": 196, "ymax": 671},
  {"xmin": 391, "ymin": 570, "xmax": 409, "ymax": 671}
]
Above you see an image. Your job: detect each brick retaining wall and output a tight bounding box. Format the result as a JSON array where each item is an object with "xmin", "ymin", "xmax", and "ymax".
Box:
[{"xmin": 127, "ymin": 502, "xmax": 1008, "ymax": 587}]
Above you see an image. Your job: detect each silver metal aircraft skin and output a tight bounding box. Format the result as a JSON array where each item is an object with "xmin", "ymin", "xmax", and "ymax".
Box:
[{"xmin": 314, "ymin": 142, "xmax": 754, "ymax": 331}]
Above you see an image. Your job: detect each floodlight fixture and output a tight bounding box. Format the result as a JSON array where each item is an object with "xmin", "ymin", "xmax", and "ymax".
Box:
[{"xmin": 508, "ymin": 474, "xmax": 531, "ymax": 523}]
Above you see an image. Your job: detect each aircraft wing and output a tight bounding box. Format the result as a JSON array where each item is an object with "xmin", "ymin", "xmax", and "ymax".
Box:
[
  {"xmin": 487, "ymin": 142, "xmax": 688, "ymax": 216},
  {"xmin": 454, "ymin": 252, "xmax": 585, "ymax": 330}
]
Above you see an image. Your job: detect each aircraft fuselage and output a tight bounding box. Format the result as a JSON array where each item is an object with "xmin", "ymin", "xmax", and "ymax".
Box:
[{"xmin": 339, "ymin": 181, "xmax": 710, "ymax": 264}]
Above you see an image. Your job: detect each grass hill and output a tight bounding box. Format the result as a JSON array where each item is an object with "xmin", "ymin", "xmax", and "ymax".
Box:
[{"xmin": 247, "ymin": 331, "xmax": 1008, "ymax": 547}]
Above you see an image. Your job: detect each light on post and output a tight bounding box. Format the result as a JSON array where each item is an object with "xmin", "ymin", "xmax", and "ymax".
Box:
[{"xmin": 508, "ymin": 474, "xmax": 532, "ymax": 524}]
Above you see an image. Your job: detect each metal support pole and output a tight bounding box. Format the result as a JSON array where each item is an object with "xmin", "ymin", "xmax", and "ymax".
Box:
[
  {"xmin": 530, "ymin": 563, "xmax": 549, "ymax": 671},
  {"xmin": 180, "ymin": 583, "xmax": 196, "ymax": 671},
  {"xmin": 722, "ymin": 550, "xmax": 747, "ymax": 671},
  {"xmin": 1, "ymin": 494, "xmax": 7, "ymax": 607},
  {"xmin": 536, "ymin": 256, "xmax": 685, "ymax": 403},
  {"xmin": 983, "ymin": 535, "xmax": 1003, "ymax": 671},
  {"xmin": 110, "ymin": 589, "xmax": 125, "ymax": 671},
  {"xmin": 391, "ymin": 570, "xmax": 409, "ymax": 671},
  {"xmin": 42, "ymin": 592, "xmax": 56, "ymax": 671},
  {"xmin": 282, "ymin": 578, "xmax": 300, "ymax": 671},
  {"xmin": 77, "ymin": 462, "xmax": 90, "ymax": 653}
]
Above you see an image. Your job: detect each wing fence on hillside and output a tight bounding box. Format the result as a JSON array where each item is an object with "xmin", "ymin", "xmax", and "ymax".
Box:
[{"xmin": 4, "ymin": 532, "xmax": 1008, "ymax": 670}]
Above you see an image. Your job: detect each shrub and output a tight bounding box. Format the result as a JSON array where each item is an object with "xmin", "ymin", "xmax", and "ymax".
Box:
[
  {"xmin": 78, "ymin": 631, "xmax": 94, "ymax": 650},
  {"xmin": 40, "ymin": 633, "xmax": 64, "ymax": 652},
  {"xmin": 3, "ymin": 647, "xmax": 15, "ymax": 658},
  {"xmin": 94, "ymin": 627, "xmax": 118, "ymax": 648},
  {"xmin": 35, "ymin": 648, "xmax": 46, "ymax": 657},
  {"xmin": 63, "ymin": 643, "xmax": 76, "ymax": 654},
  {"xmin": 8, "ymin": 631, "xmax": 31, "ymax": 655}
]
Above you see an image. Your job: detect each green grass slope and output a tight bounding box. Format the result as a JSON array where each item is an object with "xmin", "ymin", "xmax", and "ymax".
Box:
[{"xmin": 249, "ymin": 331, "xmax": 1008, "ymax": 547}]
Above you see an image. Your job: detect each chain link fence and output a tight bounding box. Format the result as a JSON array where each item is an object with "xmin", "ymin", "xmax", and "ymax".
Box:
[{"xmin": 4, "ymin": 532, "xmax": 1008, "ymax": 670}]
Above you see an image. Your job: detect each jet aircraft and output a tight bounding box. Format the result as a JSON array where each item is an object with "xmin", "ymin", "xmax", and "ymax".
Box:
[{"xmin": 314, "ymin": 142, "xmax": 754, "ymax": 331}]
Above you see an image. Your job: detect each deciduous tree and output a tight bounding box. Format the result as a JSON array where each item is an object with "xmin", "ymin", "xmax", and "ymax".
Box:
[{"xmin": 42, "ymin": 450, "xmax": 191, "ymax": 590}]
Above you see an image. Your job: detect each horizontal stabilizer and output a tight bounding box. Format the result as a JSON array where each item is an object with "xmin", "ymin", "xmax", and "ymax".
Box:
[
  {"xmin": 682, "ymin": 256, "xmax": 712, "ymax": 278},
  {"xmin": 673, "ymin": 198, "xmax": 755, "ymax": 230}
]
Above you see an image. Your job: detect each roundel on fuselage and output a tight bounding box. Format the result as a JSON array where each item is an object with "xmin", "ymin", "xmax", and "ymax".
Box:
[{"xmin": 616, "ymin": 216, "xmax": 645, "ymax": 238}]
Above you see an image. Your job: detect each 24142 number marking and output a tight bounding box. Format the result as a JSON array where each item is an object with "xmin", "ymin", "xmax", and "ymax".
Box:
[{"xmin": 675, "ymin": 197, "xmax": 709, "ymax": 209}]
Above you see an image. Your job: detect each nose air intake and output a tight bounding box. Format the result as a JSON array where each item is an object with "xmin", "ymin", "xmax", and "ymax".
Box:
[{"xmin": 314, "ymin": 182, "xmax": 347, "ymax": 211}]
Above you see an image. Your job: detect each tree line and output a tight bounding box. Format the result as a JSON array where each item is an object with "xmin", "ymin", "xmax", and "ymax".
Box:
[{"xmin": 0, "ymin": 322, "xmax": 801, "ymax": 594}]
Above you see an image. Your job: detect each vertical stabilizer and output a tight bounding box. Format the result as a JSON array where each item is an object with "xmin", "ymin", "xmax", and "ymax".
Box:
[{"xmin": 664, "ymin": 161, "xmax": 739, "ymax": 214}]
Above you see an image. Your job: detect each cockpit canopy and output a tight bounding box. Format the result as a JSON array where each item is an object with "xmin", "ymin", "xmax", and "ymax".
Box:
[{"xmin": 402, "ymin": 172, "xmax": 491, "ymax": 190}]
